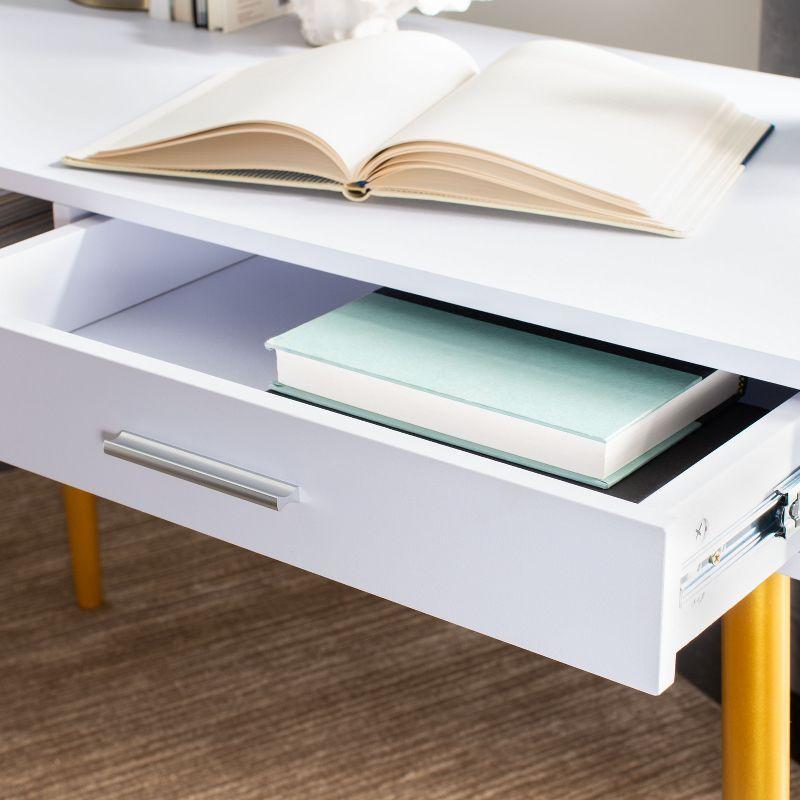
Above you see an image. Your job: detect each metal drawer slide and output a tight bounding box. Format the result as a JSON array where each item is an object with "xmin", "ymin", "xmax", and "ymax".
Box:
[{"xmin": 680, "ymin": 466, "xmax": 800, "ymax": 603}]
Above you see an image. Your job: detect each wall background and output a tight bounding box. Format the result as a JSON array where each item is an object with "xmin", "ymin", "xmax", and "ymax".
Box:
[
  {"xmin": 447, "ymin": 0, "xmax": 763, "ymax": 68},
  {"xmin": 448, "ymin": 0, "xmax": 800, "ymax": 77},
  {"xmin": 760, "ymin": 0, "xmax": 800, "ymax": 75}
]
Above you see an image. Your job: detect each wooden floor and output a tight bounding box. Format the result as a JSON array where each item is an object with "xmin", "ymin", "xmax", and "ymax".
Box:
[{"xmin": 0, "ymin": 469, "xmax": 796, "ymax": 799}]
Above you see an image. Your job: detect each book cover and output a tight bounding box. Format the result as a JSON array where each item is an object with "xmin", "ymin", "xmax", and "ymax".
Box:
[{"xmin": 267, "ymin": 292, "xmax": 702, "ymax": 444}]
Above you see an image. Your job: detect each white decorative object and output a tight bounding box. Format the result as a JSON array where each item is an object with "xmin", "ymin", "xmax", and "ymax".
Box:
[{"xmin": 291, "ymin": 0, "xmax": 490, "ymax": 46}]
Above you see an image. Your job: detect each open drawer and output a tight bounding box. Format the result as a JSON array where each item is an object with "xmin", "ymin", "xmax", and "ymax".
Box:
[{"xmin": 0, "ymin": 216, "xmax": 798, "ymax": 694}]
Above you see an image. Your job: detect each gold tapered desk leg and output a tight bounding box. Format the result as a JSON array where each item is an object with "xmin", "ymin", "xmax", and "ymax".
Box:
[
  {"xmin": 722, "ymin": 573, "xmax": 790, "ymax": 800},
  {"xmin": 61, "ymin": 486, "xmax": 103, "ymax": 610}
]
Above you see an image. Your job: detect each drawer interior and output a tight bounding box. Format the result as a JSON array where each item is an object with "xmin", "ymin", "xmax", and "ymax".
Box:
[
  {"xmin": 2, "ymin": 219, "xmax": 794, "ymax": 506},
  {"xmin": 67, "ymin": 252, "xmax": 795, "ymax": 505}
]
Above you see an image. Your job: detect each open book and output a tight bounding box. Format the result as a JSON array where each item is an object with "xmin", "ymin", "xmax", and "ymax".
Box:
[{"xmin": 64, "ymin": 32, "xmax": 771, "ymax": 237}]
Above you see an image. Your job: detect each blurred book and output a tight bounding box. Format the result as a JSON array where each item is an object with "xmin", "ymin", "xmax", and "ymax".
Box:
[
  {"xmin": 165, "ymin": 0, "xmax": 289, "ymax": 30},
  {"xmin": 208, "ymin": 0, "xmax": 290, "ymax": 32},
  {"xmin": 193, "ymin": 0, "xmax": 208, "ymax": 28},
  {"xmin": 173, "ymin": 0, "xmax": 193, "ymax": 21},
  {"xmin": 149, "ymin": 0, "xmax": 172, "ymax": 20}
]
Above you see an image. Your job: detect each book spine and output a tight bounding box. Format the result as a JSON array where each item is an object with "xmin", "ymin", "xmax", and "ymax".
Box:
[
  {"xmin": 173, "ymin": 0, "xmax": 193, "ymax": 21},
  {"xmin": 148, "ymin": 0, "xmax": 173, "ymax": 20},
  {"xmin": 193, "ymin": 0, "xmax": 209, "ymax": 28},
  {"xmin": 207, "ymin": 0, "xmax": 222, "ymax": 30},
  {"xmin": 219, "ymin": 0, "xmax": 290, "ymax": 33}
]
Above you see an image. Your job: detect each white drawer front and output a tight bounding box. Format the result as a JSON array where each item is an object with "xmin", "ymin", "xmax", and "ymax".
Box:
[{"xmin": 0, "ymin": 217, "xmax": 798, "ymax": 695}]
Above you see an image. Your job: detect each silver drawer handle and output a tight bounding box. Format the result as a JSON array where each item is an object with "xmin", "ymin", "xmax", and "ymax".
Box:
[{"xmin": 103, "ymin": 431, "xmax": 299, "ymax": 511}]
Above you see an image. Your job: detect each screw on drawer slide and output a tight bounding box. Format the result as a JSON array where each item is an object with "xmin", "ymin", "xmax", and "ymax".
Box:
[{"xmin": 680, "ymin": 465, "xmax": 800, "ymax": 603}]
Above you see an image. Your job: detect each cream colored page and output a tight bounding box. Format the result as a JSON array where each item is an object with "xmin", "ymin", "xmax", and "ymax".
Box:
[
  {"xmin": 382, "ymin": 39, "xmax": 730, "ymax": 208},
  {"xmin": 72, "ymin": 32, "xmax": 477, "ymax": 179}
]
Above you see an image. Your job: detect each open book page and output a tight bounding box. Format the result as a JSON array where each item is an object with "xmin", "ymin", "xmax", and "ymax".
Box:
[
  {"xmin": 373, "ymin": 39, "xmax": 756, "ymax": 213},
  {"xmin": 68, "ymin": 32, "xmax": 477, "ymax": 182}
]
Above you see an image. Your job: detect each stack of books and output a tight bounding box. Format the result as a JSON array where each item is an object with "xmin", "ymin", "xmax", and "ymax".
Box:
[
  {"xmin": 149, "ymin": 0, "xmax": 290, "ymax": 33},
  {"xmin": 267, "ymin": 291, "xmax": 741, "ymax": 488},
  {"xmin": 0, "ymin": 191, "xmax": 52, "ymax": 250}
]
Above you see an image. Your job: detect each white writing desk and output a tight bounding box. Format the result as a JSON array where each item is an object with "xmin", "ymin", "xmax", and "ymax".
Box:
[{"xmin": 1, "ymin": 2, "xmax": 799, "ymax": 797}]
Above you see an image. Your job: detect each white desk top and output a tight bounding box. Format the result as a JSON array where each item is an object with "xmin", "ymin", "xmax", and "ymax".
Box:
[{"xmin": 2, "ymin": 1, "xmax": 800, "ymax": 387}]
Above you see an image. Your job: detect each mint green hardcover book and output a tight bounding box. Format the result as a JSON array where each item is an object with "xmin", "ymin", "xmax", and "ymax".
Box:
[{"xmin": 267, "ymin": 292, "xmax": 737, "ymax": 487}]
